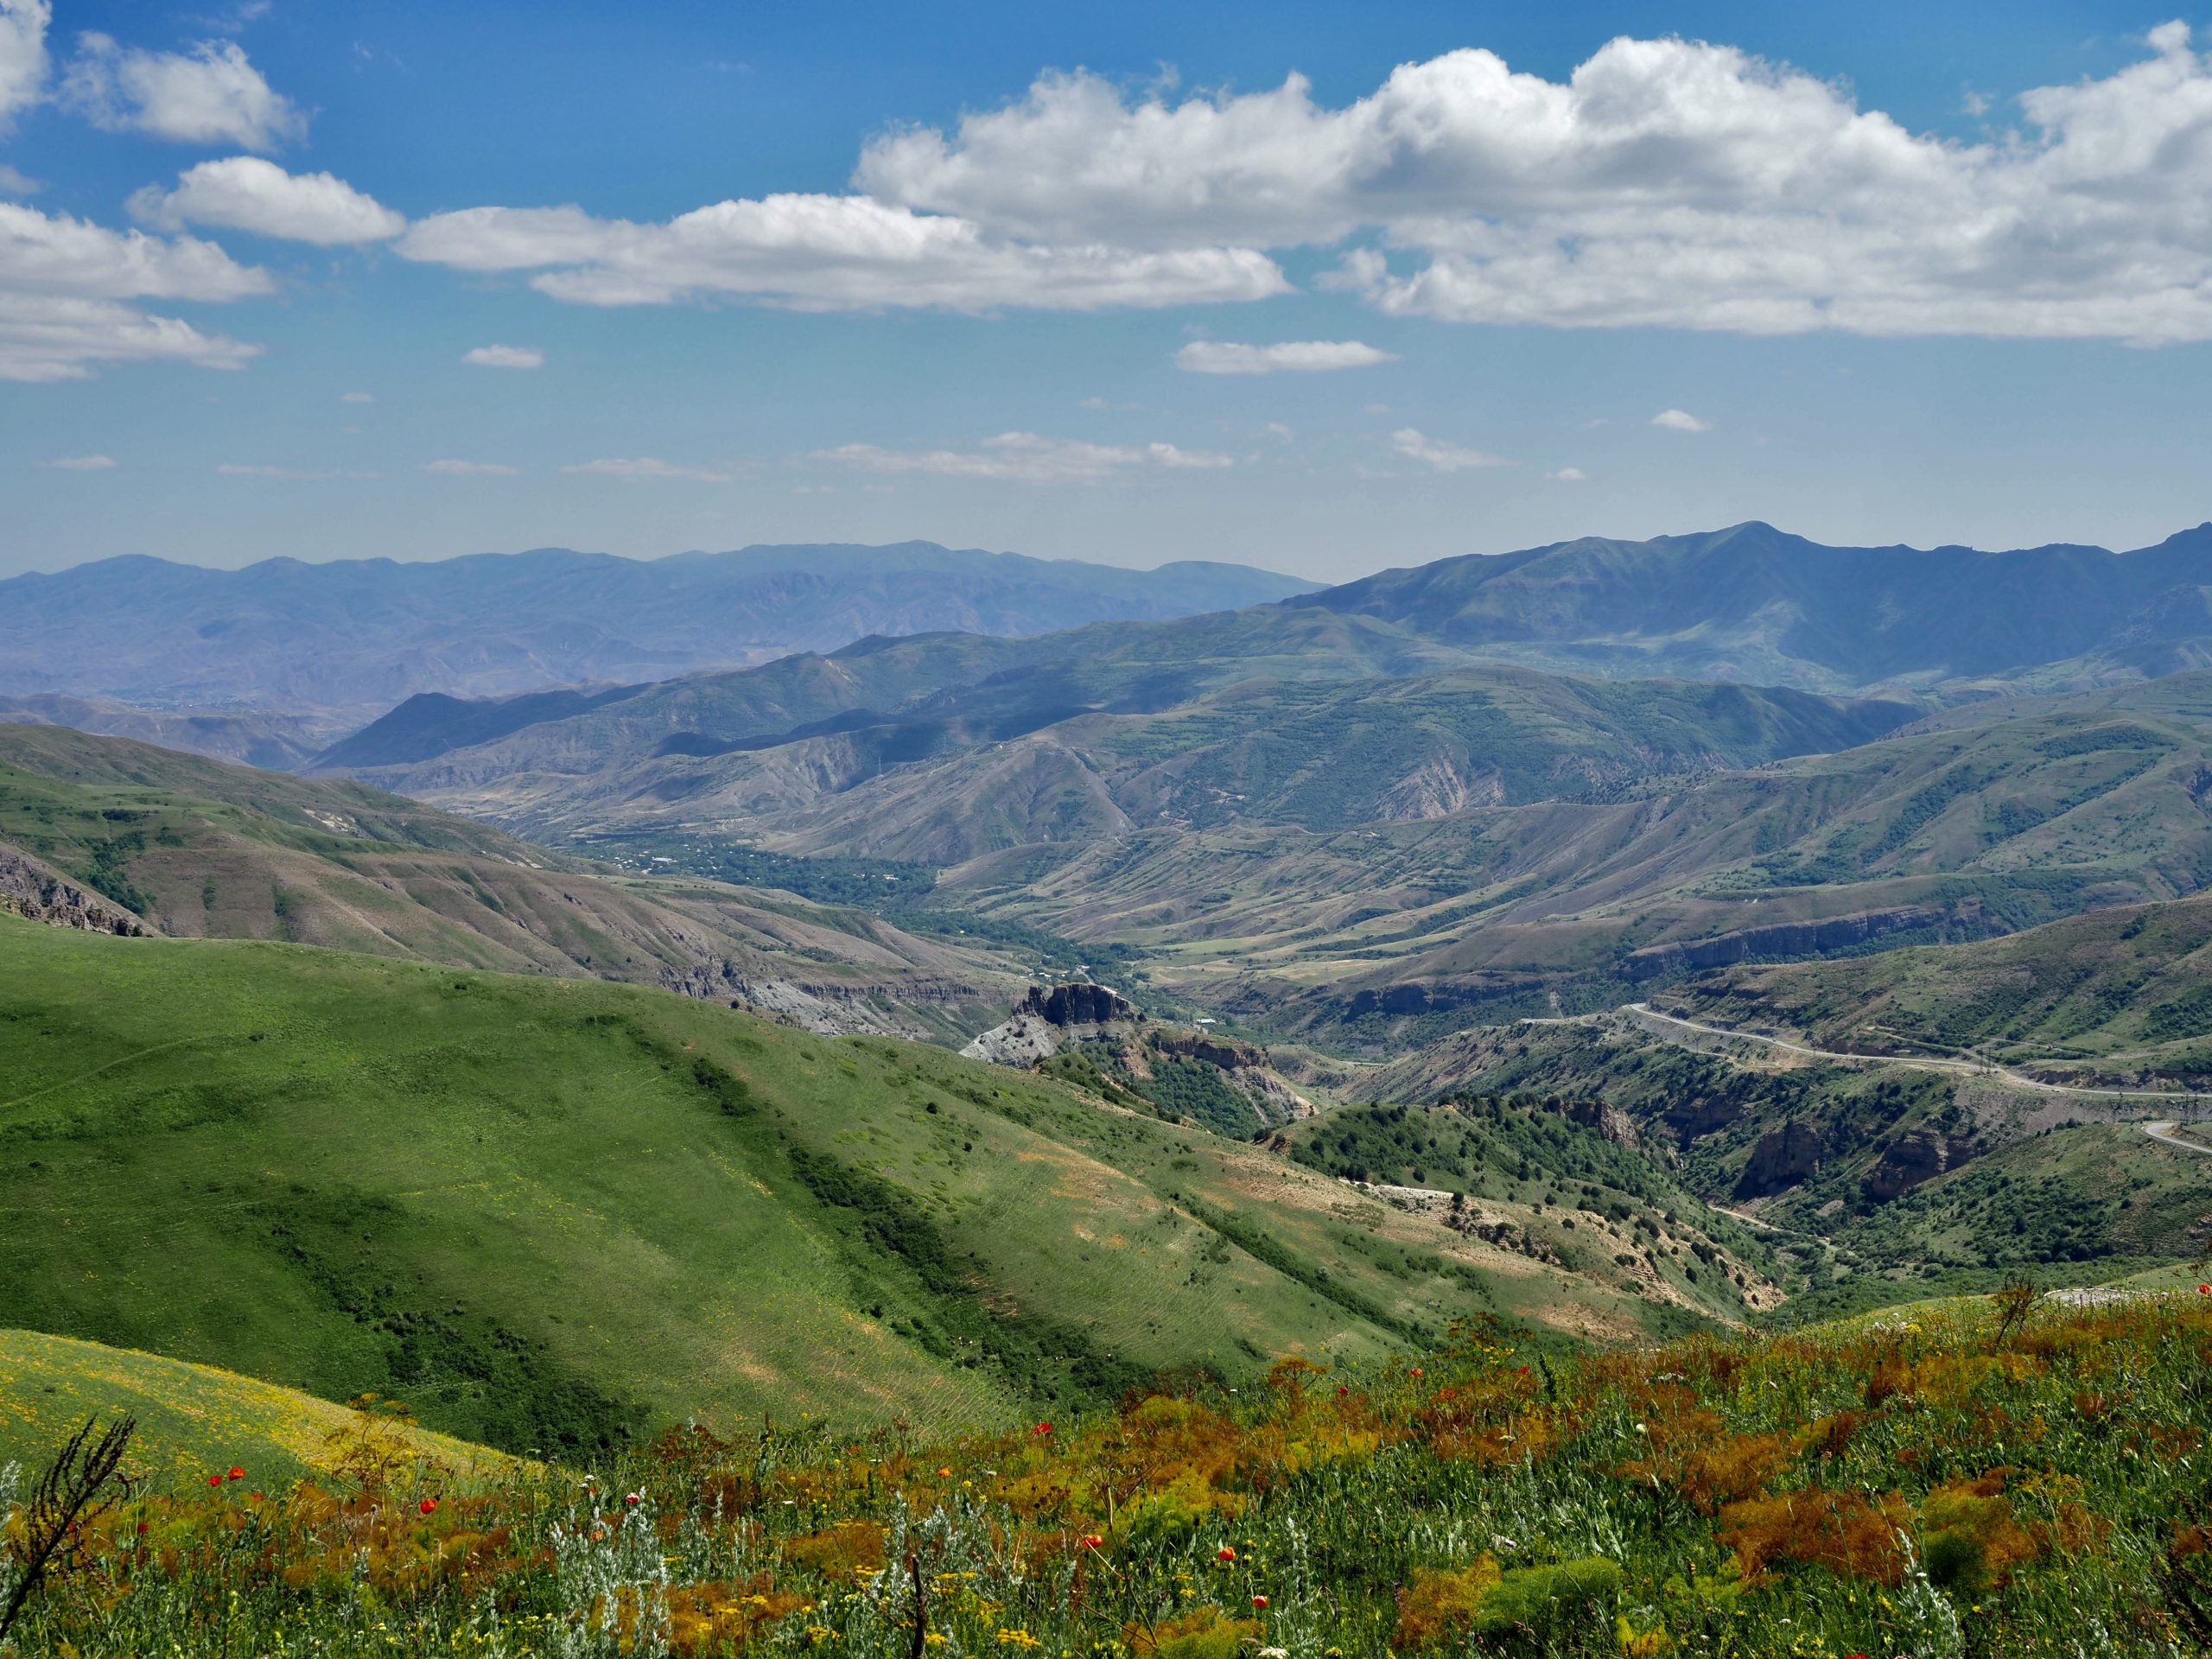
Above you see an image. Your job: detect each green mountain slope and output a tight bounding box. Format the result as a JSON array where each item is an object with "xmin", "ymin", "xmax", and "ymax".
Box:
[
  {"xmin": 0, "ymin": 722, "xmax": 1019, "ymax": 1042},
  {"xmin": 0, "ymin": 921, "xmax": 1763, "ymax": 1454},
  {"xmin": 1664, "ymin": 891, "xmax": 2212, "ymax": 1086},
  {"xmin": 927, "ymin": 672, "xmax": 2212, "ymax": 1035}
]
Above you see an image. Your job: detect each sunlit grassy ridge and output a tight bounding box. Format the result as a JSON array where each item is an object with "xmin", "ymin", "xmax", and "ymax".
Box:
[
  {"xmin": 4, "ymin": 1291, "xmax": 2207, "ymax": 1655},
  {"xmin": 0, "ymin": 1328, "xmax": 508, "ymax": 1487}
]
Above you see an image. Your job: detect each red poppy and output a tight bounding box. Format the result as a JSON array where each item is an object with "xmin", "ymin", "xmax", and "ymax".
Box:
[
  {"xmin": 1252, "ymin": 1596, "xmax": 1268, "ymax": 1610},
  {"xmin": 1409, "ymin": 1368, "xmax": 1423, "ymax": 1378},
  {"xmin": 2199, "ymin": 1284, "xmax": 2209, "ymax": 1295},
  {"xmin": 136, "ymin": 1522, "xmax": 149, "ymax": 1535},
  {"xmin": 1033, "ymin": 1422, "xmax": 1052, "ymax": 1436},
  {"xmin": 207, "ymin": 1474, "xmax": 223, "ymax": 1488},
  {"xmin": 228, "ymin": 1466, "xmax": 245, "ymax": 1481},
  {"xmin": 416, "ymin": 1497, "xmax": 436, "ymax": 1515},
  {"xmin": 249, "ymin": 1491, "xmax": 263, "ymax": 1502},
  {"xmin": 1217, "ymin": 1546, "xmax": 1236, "ymax": 1561},
  {"xmin": 1080, "ymin": 1534, "xmax": 1103, "ymax": 1549},
  {"xmin": 625, "ymin": 1491, "xmax": 641, "ymax": 1506}
]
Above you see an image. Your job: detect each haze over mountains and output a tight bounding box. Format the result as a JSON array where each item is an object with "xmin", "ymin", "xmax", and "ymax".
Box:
[{"xmin": 0, "ymin": 542, "xmax": 1316, "ymax": 725}]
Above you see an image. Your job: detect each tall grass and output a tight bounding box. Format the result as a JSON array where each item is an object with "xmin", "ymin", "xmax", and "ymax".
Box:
[{"xmin": 9, "ymin": 1294, "xmax": 2211, "ymax": 1656}]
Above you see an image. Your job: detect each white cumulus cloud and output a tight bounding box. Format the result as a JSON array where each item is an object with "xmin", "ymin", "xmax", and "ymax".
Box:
[
  {"xmin": 1390, "ymin": 428, "xmax": 1516, "ymax": 472},
  {"xmin": 131, "ymin": 157, "xmax": 404, "ymax": 245},
  {"xmin": 62, "ymin": 32, "xmax": 304, "ymax": 150},
  {"xmin": 461, "ymin": 343, "xmax": 543, "ymax": 368},
  {"xmin": 0, "ymin": 200, "xmax": 269, "ymax": 381},
  {"xmin": 816, "ymin": 430, "xmax": 1234, "ymax": 483},
  {"xmin": 857, "ymin": 26, "xmax": 2212, "ymax": 345},
  {"xmin": 1173, "ymin": 339, "xmax": 1397, "ymax": 374},
  {"xmin": 397, "ymin": 194, "xmax": 1285, "ymax": 313},
  {"xmin": 1651, "ymin": 409, "xmax": 1713, "ymax": 432},
  {"xmin": 562, "ymin": 456, "xmax": 730, "ymax": 482},
  {"xmin": 0, "ymin": 0, "xmax": 49, "ymax": 134},
  {"xmin": 37, "ymin": 453, "xmax": 114, "ymax": 469},
  {"xmin": 424, "ymin": 458, "xmax": 519, "ymax": 475}
]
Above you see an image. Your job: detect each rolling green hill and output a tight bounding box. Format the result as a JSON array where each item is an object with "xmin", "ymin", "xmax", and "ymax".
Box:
[
  {"xmin": 0, "ymin": 722, "xmax": 1020, "ymax": 1042},
  {"xmin": 0, "ymin": 1327, "xmax": 512, "ymax": 1489},
  {"xmin": 0, "ymin": 918, "xmax": 1765, "ymax": 1455}
]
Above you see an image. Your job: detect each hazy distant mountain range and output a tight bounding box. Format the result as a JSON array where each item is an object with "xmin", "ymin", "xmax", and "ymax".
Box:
[
  {"xmin": 8, "ymin": 523, "xmax": 2210, "ymax": 747},
  {"xmin": 0, "ymin": 542, "xmax": 1317, "ymax": 723}
]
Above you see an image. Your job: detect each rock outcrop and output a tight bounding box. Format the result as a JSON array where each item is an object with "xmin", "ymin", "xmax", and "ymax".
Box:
[
  {"xmin": 962, "ymin": 981, "xmax": 1140, "ymax": 1065},
  {"xmin": 1022, "ymin": 982, "xmax": 1138, "ymax": 1027},
  {"xmin": 1734, "ymin": 1120, "xmax": 1823, "ymax": 1197},
  {"xmin": 0, "ymin": 843, "xmax": 145, "ymax": 936},
  {"xmin": 1862, "ymin": 1129, "xmax": 1962, "ymax": 1201},
  {"xmin": 961, "ymin": 983, "xmax": 1313, "ymax": 1127}
]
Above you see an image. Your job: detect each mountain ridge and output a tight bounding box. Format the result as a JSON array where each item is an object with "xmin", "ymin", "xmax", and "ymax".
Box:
[{"xmin": 0, "ymin": 541, "xmax": 1318, "ymax": 723}]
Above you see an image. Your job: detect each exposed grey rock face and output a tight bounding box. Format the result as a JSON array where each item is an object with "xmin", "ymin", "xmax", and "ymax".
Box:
[
  {"xmin": 960, "ymin": 1010, "xmax": 1065, "ymax": 1066},
  {"xmin": 0, "ymin": 843, "xmax": 146, "ymax": 935},
  {"xmin": 1022, "ymin": 982, "xmax": 1138, "ymax": 1027},
  {"xmin": 960, "ymin": 983, "xmax": 1313, "ymax": 1127},
  {"xmin": 961, "ymin": 982, "xmax": 1138, "ymax": 1064}
]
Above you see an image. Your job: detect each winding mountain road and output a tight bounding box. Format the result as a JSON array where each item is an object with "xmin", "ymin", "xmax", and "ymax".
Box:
[
  {"xmin": 1615, "ymin": 1002, "xmax": 2195, "ymax": 1102},
  {"xmin": 2140, "ymin": 1121, "xmax": 2212, "ymax": 1156},
  {"xmin": 1535, "ymin": 1004, "xmax": 2212, "ymax": 1154}
]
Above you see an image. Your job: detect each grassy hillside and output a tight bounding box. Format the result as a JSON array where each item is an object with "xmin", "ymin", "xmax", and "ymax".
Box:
[
  {"xmin": 0, "ymin": 1327, "xmax": 510, "ymax": 1488},
  {"xmin": 0, "ymin": 919, "xmax": 1761, "ymax": 1458},
  {"xmin": 6, "ymin": 1290, "xmax": 2205, "ymax": 1656},
  {"xmin": 1666, "ymin": 891, "xmax": 2212, "ymax": 1085},
  {"xmin": 0, "ymin": 722, "xmax": 1020, "ymax": 1042}
]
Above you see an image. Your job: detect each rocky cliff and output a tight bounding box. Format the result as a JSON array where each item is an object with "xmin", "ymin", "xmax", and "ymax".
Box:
[{"xmin": 0, "ymin": 843, "xmax": 146, "ymax": 936}]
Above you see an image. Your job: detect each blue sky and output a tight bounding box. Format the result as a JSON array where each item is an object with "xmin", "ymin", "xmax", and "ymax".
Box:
[{"xmin": 2, "ymin": 0, "xmax": 2209, "ymax": 581}]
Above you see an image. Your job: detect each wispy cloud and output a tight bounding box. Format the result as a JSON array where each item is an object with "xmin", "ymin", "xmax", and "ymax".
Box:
[
  {"xmin": 562, "ymin": 456, "xmax": 730, "ymax": 482},
  {"xmin": 1650, "ymin": 408, "xmax": 1713, "ymax": 432},
  {"xmin": 37, "ymin": 453, "xmax": 116, "ymax": 470},
  {"xmin": 217, "ymin": 462, "xmax": 380, "ymax": 479},
  {"xmin": 461, "ymin": 343, "xmax": 543, "ymax": 369},
  {"xmin": 815, "ymin": 430, "xmax": 1232, "ymax": 483},
  {"xmin": 1174, "ymin": 339, "xmax": 1397, "ymax": 375},
  {"xmin": 424, "ymin": 458, "xmax": 519, "ymax": 476},
  {"xmin": 1390, "ymin": 428, "xmax": 1516, "ymax": 473}
]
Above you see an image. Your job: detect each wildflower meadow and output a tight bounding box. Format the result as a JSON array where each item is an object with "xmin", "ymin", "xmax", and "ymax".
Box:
[{"xmin": 7, "ymin": 1292, "xmax": 2212, "ymax": 1656}]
